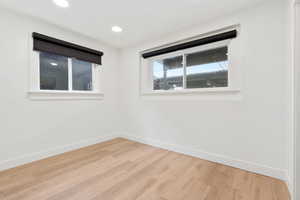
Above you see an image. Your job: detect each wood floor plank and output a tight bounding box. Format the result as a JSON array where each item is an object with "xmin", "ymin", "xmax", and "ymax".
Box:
[
  {"xmin": 0, "ymin": 138, "xmax": 290, "ymax": 200},
  {"xmin": 48, "ymin": 148, "xmax": 168, "ymax": 200},
  {"xmin": 0, "ymin": 192, "xmax": 5, "ymax": 200}
]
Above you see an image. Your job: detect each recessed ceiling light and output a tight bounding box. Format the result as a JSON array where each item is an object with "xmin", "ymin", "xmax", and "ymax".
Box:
[
  {"xmin": 50, "ymin": 62, "xmax": 58, "ymax": 66},
  {"xmin": 112, "ymin": 26, "xmax": 123, "ymax": 33},
  {"xmin": 53, "ymin": 0, "xmax": 69, "ymax": 8}
]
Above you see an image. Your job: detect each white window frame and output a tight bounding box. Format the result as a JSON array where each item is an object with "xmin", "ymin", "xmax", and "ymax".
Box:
[
  {"xmin": 140, "ymin": 38, "xmax": 240, "ymax": 96},
  {"xmin": 28, "ymin": 50, "xmax": 104, "ymax": 100}
]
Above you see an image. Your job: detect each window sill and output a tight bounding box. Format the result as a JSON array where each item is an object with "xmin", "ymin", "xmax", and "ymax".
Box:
[
  {"xmin": 28, "ymin": 90, "xmax": 104, "ymax": 100},
  {"xmin": 141, "ymin": 87, "xmax": 240, "ymax": 96}
]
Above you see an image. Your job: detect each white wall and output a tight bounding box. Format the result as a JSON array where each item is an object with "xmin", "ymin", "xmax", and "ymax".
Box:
[
  {"xmin": 0, "ymin": 8, "xmax": 121, "ymax": 169},
  {"xmin": 295, "ymin": 3, "xmax": 299, "ymax": 198},
  {"xmin": 0, "ymin": 0, "xmax": 293, "ymax": 191},
  {"xmin": 119, "ymin": 0, "xmax": 291, "ymax": 180},
  {"xmin": 287, "ymin": 0, "xmax": 296, "ymax": 198}
]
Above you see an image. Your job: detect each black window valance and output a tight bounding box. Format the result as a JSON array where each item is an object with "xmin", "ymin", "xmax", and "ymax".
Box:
[
  {"xmin": 142, "ymin": 30, "xmax": 237, "ymax": 59},
  {"xmin": 32, "ymin": 32, "xmax": 103, "ymax": 65}
]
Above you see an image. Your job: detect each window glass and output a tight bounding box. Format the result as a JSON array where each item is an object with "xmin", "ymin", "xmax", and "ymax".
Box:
[
  {"xmin": 72, "ymin": 59, "xmax": 93, "ymax": 91},
  {"xmin": 40, "ymin": 52, "xmax": 68, "ymax": 90},
  {"xmin": 153, "ymin": 56, "xmax": 183, "ymax": 90},
  {"xmin": 186, "ymin": 47, "xmax": 228, "ymax": 88}
]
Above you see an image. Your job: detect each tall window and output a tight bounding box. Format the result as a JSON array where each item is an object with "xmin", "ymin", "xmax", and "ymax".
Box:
[
  {"xmin": 39, "ymin": 52, "xmax": 94, "ymax": 91},
  {"xmin": 40, "ymin": 52, "xmax": 69, "ymax": 90}
]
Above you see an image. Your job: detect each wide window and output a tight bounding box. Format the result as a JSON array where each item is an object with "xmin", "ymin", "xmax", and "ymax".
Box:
[
  {"xmin": 150, "ymin": 45, "xmax": 229, "ymax": 91},
  {"xmin": 141, "ymin": 29, "xmax": 238, "ymax": 94}
]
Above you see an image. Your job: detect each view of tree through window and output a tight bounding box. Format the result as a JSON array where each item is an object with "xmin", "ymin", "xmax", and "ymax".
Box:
[
  {"xmin": 153, "ymin": 56, "xmax": 183, "ymax": 90},
  {"xmin": 152, "ymin": 46, "xmax": 228, "ymax": 90},
  {"xmin": 186, "ymin": 47, "xmax": 228, "ymax": 88}
]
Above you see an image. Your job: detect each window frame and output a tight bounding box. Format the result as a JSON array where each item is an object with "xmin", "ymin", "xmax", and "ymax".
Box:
[
  {"xmin": 141, "ymin": 39, "xmax": 240, "ymax": 95},
  {"xmin": 36, "ymin": 54, "xmax": 97, "ymax": 92},
  {"xmin": 29, "ymin": 50, "xmax": 104, "ymax": 100}
]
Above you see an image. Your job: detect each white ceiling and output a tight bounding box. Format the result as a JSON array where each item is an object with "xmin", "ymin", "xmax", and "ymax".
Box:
[{"xmin": 0, "ymin": 0, "xmax": 267, "ymax": 48}]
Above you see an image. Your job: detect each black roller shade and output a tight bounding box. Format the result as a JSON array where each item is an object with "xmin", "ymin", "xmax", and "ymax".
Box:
[
  {"xmin": 33, "ymin": 32, "xmax": 103, "ymax": 65},
  {"xmin": 142, "ymin": 30, "xmax": 237, "ymax": 59}
]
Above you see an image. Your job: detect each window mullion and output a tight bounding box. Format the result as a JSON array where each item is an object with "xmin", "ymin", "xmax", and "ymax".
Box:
[
  {"xmin": 183, "ymin": 54, "xmax": 187, "ymax": 89},
  {"xmin": 68, "ymin": 58, "xmax": 73, "ymax": 91},
  {"xmin": 92, "ymin": 64, "xmax": 97, "ymax": 91},
  {"xmin": 36, "ymin": 52, "xmax": 41, "ymax": 91}
]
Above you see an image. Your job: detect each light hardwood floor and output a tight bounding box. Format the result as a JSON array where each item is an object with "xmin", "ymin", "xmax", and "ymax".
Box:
[{"xmin": 0, "ymin": 138, "xmax": 290, "ymax": 200}]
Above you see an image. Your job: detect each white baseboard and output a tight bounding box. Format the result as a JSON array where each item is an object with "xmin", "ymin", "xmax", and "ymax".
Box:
[
  {"xmin": 0, "ymin": 133, "xmax": 288, "ymax": 183},
  {"xmin": 286, "ymin": 177, "xmax": 294, "ymax": 200},
  {"xmin": 0, "ymin": 134, "xmax": 117, "ymax": 171},
  {"xmin": 120, "ymin": 134, "xmax": 287, "ymax": 181}
]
